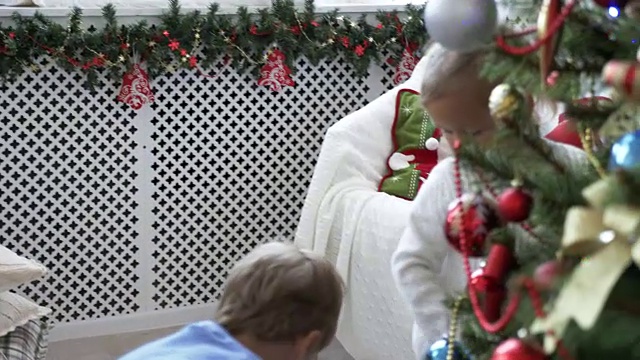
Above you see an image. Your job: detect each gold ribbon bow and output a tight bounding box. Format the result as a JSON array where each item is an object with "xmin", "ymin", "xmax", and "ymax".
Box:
[{"xmin": 531, "ymin": 177, "xmax": 640, "ymax": 353}]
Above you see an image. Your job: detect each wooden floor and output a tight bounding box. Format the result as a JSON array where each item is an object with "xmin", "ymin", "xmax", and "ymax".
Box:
[{"xmin": 47, "ymin": 327, "xmax": 353, "ymax": 360}]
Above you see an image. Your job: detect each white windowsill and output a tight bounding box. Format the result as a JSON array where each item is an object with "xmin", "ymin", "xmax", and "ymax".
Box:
[{"xmin": 0, "ymin": 2, "xmax": 416, "ymax": 17}]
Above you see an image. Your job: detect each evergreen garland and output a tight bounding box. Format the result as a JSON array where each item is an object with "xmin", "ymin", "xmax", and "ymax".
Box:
[{"xmin": 0, "ymin": 0, "xmax": 428, "ymax": 89}]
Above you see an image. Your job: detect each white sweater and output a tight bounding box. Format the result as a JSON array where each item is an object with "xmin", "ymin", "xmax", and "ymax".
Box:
[{"xmin": 391, "ymin": 140, "xmax": 587, "ymax": 358}]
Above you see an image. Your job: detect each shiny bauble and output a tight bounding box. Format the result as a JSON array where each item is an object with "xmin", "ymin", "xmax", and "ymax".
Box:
[
  {"xmin": 491, "ymin": 338, "xmax": 547, "ymax": 360},
  {"xmin": 424, "ymin": 0, "xmax": 498, "ymax": 52},
  {"xmin": 445, "ymin": 193, "xmax": 498, "ymax": 257},
  {"xmin": 470, "ymin": 268, "xmax": 493, "ymax": 292},
  {"xmin": 609, "ymin": 129, "xmax": 640, "ymax": 170},
  {"xmin": 497, "ymin": 186, "xmax": 533, "ymax": 223},
  {"xmin": 533, "ymin": 260, "xmax": 565, "ymax": 290},
  {"xmin": 488, "ymin": 84, "xmax": 528, "ymax": 127},
  {"xmin": 425, "ymin": 337, "xmax": 472, "ymax": 360}
]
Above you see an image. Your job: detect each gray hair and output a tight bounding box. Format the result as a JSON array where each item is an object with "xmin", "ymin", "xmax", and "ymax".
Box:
[{"xmin": 420, "ymin": 42, "xmax": 489, "ymax": 103}]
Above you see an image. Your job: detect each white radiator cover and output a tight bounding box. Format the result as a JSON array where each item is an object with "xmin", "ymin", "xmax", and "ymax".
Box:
[{"xmin": 0, "ymin": 46, "xmax": 397, "ymax": 340}]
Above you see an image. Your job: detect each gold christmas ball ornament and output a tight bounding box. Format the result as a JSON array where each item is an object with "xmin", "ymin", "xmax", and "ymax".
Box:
[{"xmin": 488, "ymin": 84, "xmax": 527, "ymax": 125}]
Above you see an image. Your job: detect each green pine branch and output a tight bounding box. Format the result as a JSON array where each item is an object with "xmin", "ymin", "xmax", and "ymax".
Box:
[
  {"xmin": 0, "ymin": 0, "xmax": 429, "ymax": 87},
  {"xmin": 460, "ymin": 0, "xmax": 640, "ymax": 358}
]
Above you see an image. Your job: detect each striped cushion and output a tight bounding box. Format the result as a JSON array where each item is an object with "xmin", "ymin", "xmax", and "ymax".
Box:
[{"xmin": 0, "ymin": 318, "xmax": 49, "ymax": 360}]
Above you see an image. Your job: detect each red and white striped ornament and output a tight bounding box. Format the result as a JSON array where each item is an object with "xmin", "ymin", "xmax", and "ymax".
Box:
[{"xmin": 602, "ymin": 60, "xmax": 640, "ymax": 102}]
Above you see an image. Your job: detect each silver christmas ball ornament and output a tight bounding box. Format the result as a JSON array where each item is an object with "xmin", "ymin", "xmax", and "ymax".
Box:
[{"xmin": 424, "ymin": 0, "xmax": 498, "ymax": 52}]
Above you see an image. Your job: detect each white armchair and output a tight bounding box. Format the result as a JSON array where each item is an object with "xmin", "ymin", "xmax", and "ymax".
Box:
[{"xmin": 295, "ymin": 57, "xmax": 438, "ymax": 360}]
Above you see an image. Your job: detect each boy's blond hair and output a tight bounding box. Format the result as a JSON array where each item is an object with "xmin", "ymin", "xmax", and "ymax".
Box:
[{"xmin": 215, "ymin": 242, "xmax": 344, "ymax": 351}]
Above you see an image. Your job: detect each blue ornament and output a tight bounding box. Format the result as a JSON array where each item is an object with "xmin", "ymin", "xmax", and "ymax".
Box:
[
  {"xmin": 425, "ymin": 337, "xmax": 472, "ymax": 360},
  {"xmin": 609, "ymin": 130, "xmax": 640, "ymax": 170}
]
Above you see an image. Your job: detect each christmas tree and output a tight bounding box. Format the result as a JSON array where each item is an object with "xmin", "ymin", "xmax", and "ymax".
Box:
[{"xmin": 423, "ymin": 0, "xmax": 640, "ymax": 359}]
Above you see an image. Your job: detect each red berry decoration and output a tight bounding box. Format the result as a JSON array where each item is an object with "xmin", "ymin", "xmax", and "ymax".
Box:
[
  {"xmin": 497, "ymin": 186, "xmax": 533, "ymax": 223},
  {"xmin": 445, "ymin": 193, "xmax": 498, "ymax": 257},
  {"xmin": 491, "ymin": 338, "xmax": 547, "ymax": 360}
]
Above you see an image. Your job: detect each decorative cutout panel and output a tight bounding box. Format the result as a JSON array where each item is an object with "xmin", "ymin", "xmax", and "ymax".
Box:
[
  {"xmin": 0, "ymin": 57, "xmax": 140, "ymax": 323},
  {"xmin": 148, "ymin": 56, "xmax": 373, "ymax": 309},
  {"xmin": 0, "ymin": 54, "xmax": 392, "ymax": 324}
]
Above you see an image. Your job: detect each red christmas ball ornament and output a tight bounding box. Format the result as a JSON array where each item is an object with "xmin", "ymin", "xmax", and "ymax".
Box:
[
  {"xmin": 533, "ymin": 260, "xmax": 566, "ymax": 290},
  {"xmin": 491, "ymin": 338, "xmax": 547, "ymax": 360},
  {"xmin": 445, "ymin": 193, "xmax": 498, "ymax": 257},
  {"xmin": 470, "ymin": 268, "xmax": 493, "ymax": 292},
  {"xmin": 497, "ymin": 186, "xmax": 533, "ymax": 223}
]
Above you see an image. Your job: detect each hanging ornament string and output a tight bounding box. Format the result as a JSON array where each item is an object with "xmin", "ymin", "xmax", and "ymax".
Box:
[
  {"xmin": 453, "ymin": 143, "xmax": 573, "ymax": 359},
  {"xmin": 578, "ymin": 126, "xmax": 607, "ymax": 178},
  {"xmin": 446, "ymin": 296, "xmax": 464, "ymax": 360},
  {"xmin": 453, "ymin": 147, "xmax": 522, "ymax": 333},
  {"xmin": 496, "ymin": 0, "xmax": 577, "ymax": 55}
]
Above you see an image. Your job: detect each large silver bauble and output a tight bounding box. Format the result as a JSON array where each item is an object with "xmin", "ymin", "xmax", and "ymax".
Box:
[{"xmin": 424, "ymin": 0, "xmax": 498, "ymax": 52}]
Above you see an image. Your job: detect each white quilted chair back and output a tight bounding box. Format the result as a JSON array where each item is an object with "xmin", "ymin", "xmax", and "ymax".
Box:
[
  {"xmin": 318, "ymin": 56, "xmax": 430, "ymax": 188},
  {"xmin": 295, "ymin": 56, "xmax": 433, "ymax": 360}
]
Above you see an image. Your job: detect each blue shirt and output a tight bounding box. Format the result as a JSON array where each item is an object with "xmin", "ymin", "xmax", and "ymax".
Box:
[{"xmin": 119, "ymin": 321, "xmax": 261, "ymax": 360}]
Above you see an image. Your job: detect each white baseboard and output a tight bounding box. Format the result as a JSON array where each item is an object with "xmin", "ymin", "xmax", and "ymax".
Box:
[{"xmin": 49, "ymin": 303, "xmax": 218, "ymax": 343}]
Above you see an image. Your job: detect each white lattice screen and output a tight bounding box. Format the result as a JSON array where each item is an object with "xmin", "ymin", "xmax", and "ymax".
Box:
[{"xmin": 0, "ymin": 52, "xmax": 398, "ymax": 331}]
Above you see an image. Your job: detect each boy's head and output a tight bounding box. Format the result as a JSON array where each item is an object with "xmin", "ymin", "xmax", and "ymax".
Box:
[
  {"xmin": 420, "ymin": 43, "xmax": 497, "ymax": 146},
  {"xmin": 215, "ymin": 242, "xmax": 344, "ymax": 360}
]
